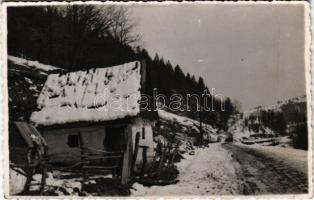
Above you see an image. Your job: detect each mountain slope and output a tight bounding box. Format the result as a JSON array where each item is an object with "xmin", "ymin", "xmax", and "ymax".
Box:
[{"xmin": 155, "ymin": 109, "xmax": 219, "ymax": 150}]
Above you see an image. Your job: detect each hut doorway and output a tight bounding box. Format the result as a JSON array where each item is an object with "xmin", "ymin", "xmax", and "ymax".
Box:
[{"xmin": 104, "ymin": 126, "xmax": 125, "ymax": 152}]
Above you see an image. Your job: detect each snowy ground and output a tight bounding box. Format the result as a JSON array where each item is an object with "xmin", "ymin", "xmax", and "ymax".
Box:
[
  {"xmin": 224, "ymin": 143, "xmax": 308, "ymax": 194},
  {"xmin": 235, "ymin": 143, "xmax": 308, "ymax": 175},
  {"xmin": 132, "ymin": 143, "xmax": 308, "ymax": 196},
  {"xmin": 132, "ymin": 143, "xmax": 241, "ymax": 196},
  {"xmin": 10, "ymin": 142, "xmax": 308, "ymax": 196}
]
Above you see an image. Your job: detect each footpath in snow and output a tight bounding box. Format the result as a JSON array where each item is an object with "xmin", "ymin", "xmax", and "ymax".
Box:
[{"xmin": 131, "ymin": 143, "xmax": 241, "ymax": 196}]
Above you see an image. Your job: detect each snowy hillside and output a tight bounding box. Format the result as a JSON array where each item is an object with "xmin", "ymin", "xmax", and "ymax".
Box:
[
  {"xmin": 156, "ymin": 109, "xmax": 219, "ymax": 147},
  {"xmin": 8, "ymin": 56, "xmax": 61, "ymax": 121},
  {"xmin": 230, "ymin": 95, "xmax": 308, "ymax": 149},
  {"xmin": 228, "ymin": 114, "xmax": 287, "ymax": 146},
  {"xmin": 244, "ymin": 95, "xmax": 306, "ymax": 116}
]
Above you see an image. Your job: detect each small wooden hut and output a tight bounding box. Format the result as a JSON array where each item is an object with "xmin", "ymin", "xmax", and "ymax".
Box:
[{"xmin": 30, "ymin": 60, "xmax": 158, "ymax": 184}]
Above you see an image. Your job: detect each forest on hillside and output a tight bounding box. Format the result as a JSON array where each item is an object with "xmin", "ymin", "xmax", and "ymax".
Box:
[
  {"xmin": 7, "ymin": 5, "xmax": 237, "ymax": 130},
  {"xmin": 243, "ymin": 97, "xmax": 308, "ymax": 150}
]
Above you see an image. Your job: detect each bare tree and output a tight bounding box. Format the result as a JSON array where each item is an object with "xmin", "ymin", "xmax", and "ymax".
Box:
[
  {"xmin": 108, "ymin": 6, "xmax": 141, "ymax": 46},
  {"xmin": 63, "ymin": 5, "xmax": 114, "ymax": 67},
  {"xmin": 61, "ymin": 5, "xmax": 140, "ymax": 67}
]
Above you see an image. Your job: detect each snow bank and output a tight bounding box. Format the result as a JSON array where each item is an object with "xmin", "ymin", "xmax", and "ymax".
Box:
[
  {"xmin": 30, "ymin": 171, "xmax": 113, "ymax": 195},
  {"xmin": 10, "ymin": 168, "xmax": 27, "ymax": 195},
  {"xmin": 31, "ymin": 61, "xmax": 141, "ymax": 125},
  {"xmin": 30, "ymin": 172, "xmax": 82, "ymax": 195}
]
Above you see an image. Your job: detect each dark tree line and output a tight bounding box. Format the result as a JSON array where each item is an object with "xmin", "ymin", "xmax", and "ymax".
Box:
[
  {"xmin": 136, "ymin": 49, "xmax": 236, "ymax": 130},
  {"xmin": 8, "ymin": 5, "xmax": 236, "ymax": 130},
  {"xmin": 244, "ymin": 101, "xmax": 308, "ymax": 150},
  {"xmin": 8, "ymin": 5, "xmax": 139, "ymax": 70},
  {"xmin": 244, "ymin": 111, "xmax": 286, "ymax": 135},
  {"xmin": 260, "ymin": 110, "xmax": 287, "ymax": 134}
]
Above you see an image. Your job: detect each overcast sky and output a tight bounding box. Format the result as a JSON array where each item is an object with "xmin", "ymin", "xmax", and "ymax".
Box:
[{"xmin": 130, "ymin": 3, "xmax": 306, "ymax": 110}]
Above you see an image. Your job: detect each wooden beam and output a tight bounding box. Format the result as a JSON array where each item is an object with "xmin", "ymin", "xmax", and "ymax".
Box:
[
  {"xmin": 121, "ymin": 126, "xmax": 133, "ymax": 184},
  {"xmin": 37, "ymin": 117, "xmax": 133, "ymax": 131},
  {"xmin": 14, "ymin": 122, "xmax": 35, "ymax": 148}
]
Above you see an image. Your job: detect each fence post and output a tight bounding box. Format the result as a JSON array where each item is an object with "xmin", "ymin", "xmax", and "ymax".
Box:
[
  {"xmin": 39, "ymin": 165, "xmax": 47, "ymax": 194},
  {"xmin": 157, "ymin": 144, "xmax": 166, "ymax": 176},
  {"xmin": 140, "ymin": 146, "xmax": 148, "ymax": 178},
  {"xmin": 121, "ymin": 126, "xmax": 133, "ymax": 185},
  {"xmin": 131, "ymin": 132, "xmax": 140, "ymax": 175}
]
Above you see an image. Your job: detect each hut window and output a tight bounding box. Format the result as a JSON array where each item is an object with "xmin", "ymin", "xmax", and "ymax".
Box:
[
  {"xmin": 142, "ymin": 127, "xmax": 145, "ymax": 139},
  {"xmin": 67, "ymin": 134, "xmax": 79, "ymax": 148}
]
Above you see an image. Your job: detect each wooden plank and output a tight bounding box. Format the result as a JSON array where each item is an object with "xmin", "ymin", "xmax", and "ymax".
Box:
[
  {"xmin": 28, "ymin": 125, "xmax": 47, "ymax": 146},
  {"xmin": 85, "ymin": 155, "xmax": 122, "ymax": 160},
  {"xmin": 82, "ymin": 166, "xmax": 119, "ymax": 169},
  {"xmin": 14, "ymin": 122, "xmax": 47, "ymax": 149}
]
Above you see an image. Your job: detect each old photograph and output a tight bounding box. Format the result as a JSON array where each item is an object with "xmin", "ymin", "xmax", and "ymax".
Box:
[{"xmin": 4, "ymin": 2, "xmax": 311, "ymax": 197}]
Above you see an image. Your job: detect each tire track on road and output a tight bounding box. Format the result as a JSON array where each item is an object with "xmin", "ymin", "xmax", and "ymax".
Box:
[{"xmin": 223, "ymin": 144, "xmax": 308, "ymax": 195}]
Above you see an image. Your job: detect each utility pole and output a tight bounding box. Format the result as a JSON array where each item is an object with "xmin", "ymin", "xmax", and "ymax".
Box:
[
  {"xmin": 199, "ymin": 105, "xmax": 203, "ymax": 146},
  {"xmin": 199, "ymin": 89, "xmax": 204, "ymax": 146}
]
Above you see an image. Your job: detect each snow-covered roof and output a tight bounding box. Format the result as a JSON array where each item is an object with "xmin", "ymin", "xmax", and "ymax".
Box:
[
  {"xmin": 30, "ymin": 61, "xmax": 142, "ymax": 126},
  {"xmin": 8, "ymin": 55, "xmax": 60, "ymax": 75}
]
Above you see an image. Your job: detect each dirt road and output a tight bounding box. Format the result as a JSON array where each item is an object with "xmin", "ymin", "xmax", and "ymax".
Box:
[{"xmin": 223, "ymin": 143, "xmax": 308, "ymax": 195}]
